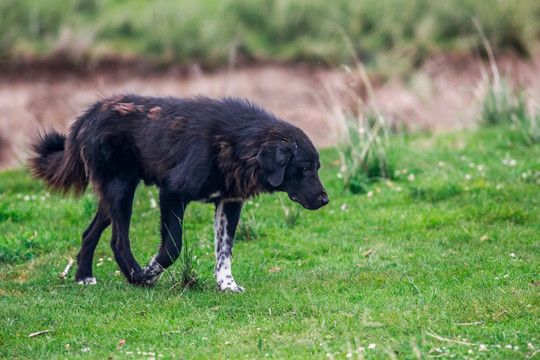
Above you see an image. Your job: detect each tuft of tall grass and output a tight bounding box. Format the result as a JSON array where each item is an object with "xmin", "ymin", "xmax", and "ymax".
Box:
[
  {"xmin": 477, "ymin": 72, "xmax": 540, "ymax": 145},
  {"xmin": 235, "ymin": 211, "xmax": 260, "ymax": 242},
  {"xmin": 514, "ymin": 100, "xmax": 540, "ymax": 145},
  {"xmin": 167, "ymin": 220, "xmax": 200, "ymax": 290},
  {"xmin": 279, "ymin": 196, "xmax": 301, "ymax": 227},
  {"xmin": 475, "ymin": 19, "xmax": 540, "ymax": 145},
  {"xmin": 478, "ymin": 76, "xmax": 527, "ymax": 127},
  {"xmin": 336, "ymin": 111, "xmax": 393, "ymax": 194},
  {"xmin": 326, "ymin": 40, "xmax": 395, "ymax": 194},
  {"xmin": 477, "ymin": 74, "xmax": 540, "ymax": 145}
]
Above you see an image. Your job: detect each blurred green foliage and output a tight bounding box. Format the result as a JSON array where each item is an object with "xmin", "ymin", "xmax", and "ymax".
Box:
[{"xmin": 1, "ymin": 0, "xmax": 539, "ymax": 70}]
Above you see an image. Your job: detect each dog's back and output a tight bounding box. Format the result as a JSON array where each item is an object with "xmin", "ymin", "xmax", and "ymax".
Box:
[{"xmin": 29, "ymin": 95, "xmax": 294, "ymax": 198}]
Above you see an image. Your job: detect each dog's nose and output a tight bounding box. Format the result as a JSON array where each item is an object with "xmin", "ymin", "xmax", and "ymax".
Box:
[
  {"xmin": 322, "ymin": 195, "xmax": 329, "ymax": 206},
  {"xmin": 319, "ymin": 191, "xmax": 329, "ymax": 206}
]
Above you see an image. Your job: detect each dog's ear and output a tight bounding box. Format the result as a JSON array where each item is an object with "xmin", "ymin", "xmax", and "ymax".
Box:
[{"xmin": 257, "ymin": 141, "xmax": 297, "ymax": 187}]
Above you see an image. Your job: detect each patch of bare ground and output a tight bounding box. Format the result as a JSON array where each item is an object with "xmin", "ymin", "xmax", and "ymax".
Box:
[{"xmin": 1, "ymin": 51, "xmax": 540, "ymax": 169}]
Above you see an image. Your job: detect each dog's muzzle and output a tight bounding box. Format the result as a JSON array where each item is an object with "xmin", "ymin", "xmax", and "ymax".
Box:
[{"xmin": 289, "ymin": 188, "xmax": 329, "ymax": 210}]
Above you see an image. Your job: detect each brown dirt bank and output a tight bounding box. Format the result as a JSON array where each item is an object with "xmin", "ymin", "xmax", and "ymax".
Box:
[{"xmin": 1, "ymin": 52, "xmax": 540, "ymax": 169}]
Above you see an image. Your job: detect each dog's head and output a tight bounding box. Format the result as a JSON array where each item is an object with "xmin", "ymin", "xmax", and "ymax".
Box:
[{"xmin": 257, "ymin": 127, "xmax": 329, "ymax": 210}]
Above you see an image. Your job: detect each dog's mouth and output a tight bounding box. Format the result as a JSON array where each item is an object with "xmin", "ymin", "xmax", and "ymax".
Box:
[{"xmin": 288, "ymin": 193, "xmax": 329, "ymax": 210}]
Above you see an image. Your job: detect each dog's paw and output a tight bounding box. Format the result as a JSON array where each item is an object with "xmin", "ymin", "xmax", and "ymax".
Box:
[
  {"xmin": 76, "ymin": 276, "xmax": 97, "ymax": 285},
  {"xmin": 139, "ymin": 272, "xmax": 161, "ymax": 287},
  {"xmin": 226, "ymin": 285, "xmax": 245, "ymax": 293},
  {"xmin": 140, "ymin": 260, "xmax": 164, "ymax": 287},
  {"xmin": 217, "ymin": 280, "xmax": 245, "ymax": 293}
]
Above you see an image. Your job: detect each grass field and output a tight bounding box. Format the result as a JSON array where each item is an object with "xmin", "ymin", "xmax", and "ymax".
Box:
[
  {"xmin": 0, "ymin": 124, "xmax": 539, "ymax": 359},
  {"xmin": 2, "ymin": 0, "xmax": 540, "ymax": 72}
]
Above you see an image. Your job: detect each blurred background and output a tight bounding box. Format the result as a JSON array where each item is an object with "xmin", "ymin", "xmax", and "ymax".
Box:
[{"xmin": 1, "ymin": 0, "xmax": 539, "ymax": 168}]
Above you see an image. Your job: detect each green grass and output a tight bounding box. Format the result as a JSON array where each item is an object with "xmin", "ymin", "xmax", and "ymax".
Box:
[
  {"xmin": 1, "ymin": 125, "xmax": 539, "ymax": 359},
  {"xmin": 1, "ymin": 0, "xmax": 540, "ymax": 72}
]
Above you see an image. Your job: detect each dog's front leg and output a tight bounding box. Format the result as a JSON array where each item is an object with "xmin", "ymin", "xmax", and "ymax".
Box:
[
  {"xmin": 141, "ymin": 190, "xmax": 188, "ymax": 286},
  {"xmin": 214, "ymin": 199, "xmax": 244, "ymax": 292}
]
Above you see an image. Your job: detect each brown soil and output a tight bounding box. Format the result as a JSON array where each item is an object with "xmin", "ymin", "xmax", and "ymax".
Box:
[{"xmin": 1, "ymin": 52, "xmax": 540, "ymax": 169}]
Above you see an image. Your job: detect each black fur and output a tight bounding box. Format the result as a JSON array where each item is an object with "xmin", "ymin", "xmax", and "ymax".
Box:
[{"xmin": 28, "ymin": 95, "xmax": 329, "ymax": 288}]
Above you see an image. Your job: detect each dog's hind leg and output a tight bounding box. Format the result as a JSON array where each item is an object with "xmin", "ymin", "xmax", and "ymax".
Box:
[
  {"xmin": 141, "ymin": 189, "xmax": 188, "ymax": 286},
  {"xmin": 75, "ymin": 203, "xmax": 110, "ymax": 285},
  {"xmin": 214, "ymin": 199, "xmax": 244, "ymax": 292},
  {"xmin": 100, "ymin": 177, "xmax": 145, "ymax": 285}
]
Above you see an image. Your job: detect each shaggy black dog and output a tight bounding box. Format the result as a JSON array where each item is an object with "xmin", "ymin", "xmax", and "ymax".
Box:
[{"xmin": 29, "ymin": 95, "xmax": 328, "ymax": 291}]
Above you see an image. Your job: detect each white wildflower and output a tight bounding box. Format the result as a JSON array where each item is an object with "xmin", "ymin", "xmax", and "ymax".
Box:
[{"xmin": 502, "ymin": 159, "xmax": 517, "ymax": 166}]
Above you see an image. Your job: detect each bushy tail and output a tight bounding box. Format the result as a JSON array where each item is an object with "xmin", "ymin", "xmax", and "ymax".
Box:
[{"xmin": 28, "ymin": 129, "xmax": 88, "ymax": 196}]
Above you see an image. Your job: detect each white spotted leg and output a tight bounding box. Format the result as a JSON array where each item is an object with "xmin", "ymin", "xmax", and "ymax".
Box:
[{"xmin": 214, "ymin": 200, "xmax": 244, "ymax": 292}]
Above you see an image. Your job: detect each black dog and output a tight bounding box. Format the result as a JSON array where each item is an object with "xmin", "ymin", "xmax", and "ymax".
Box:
[{"xmin": 29, "ymin": 95, "xmax": 329, "ymax": 291}]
